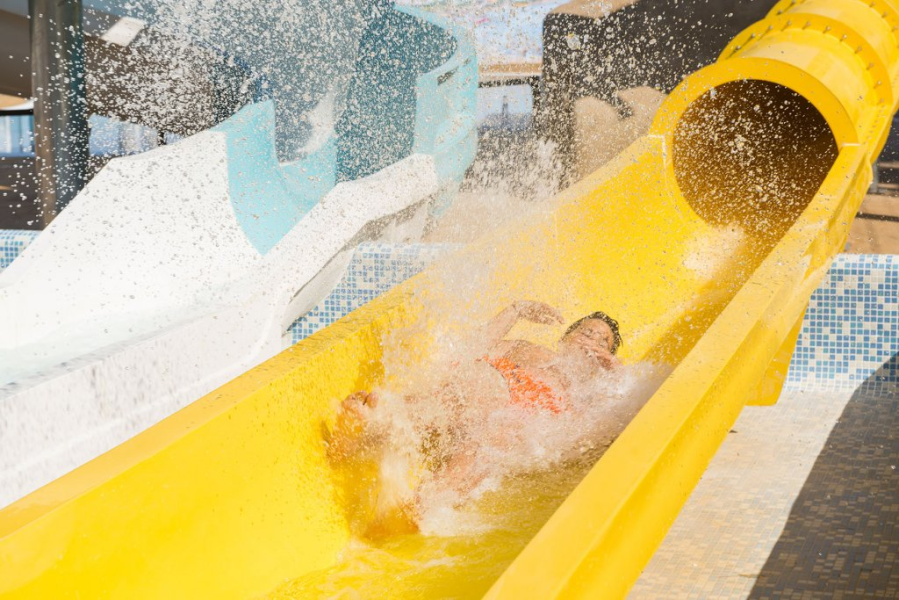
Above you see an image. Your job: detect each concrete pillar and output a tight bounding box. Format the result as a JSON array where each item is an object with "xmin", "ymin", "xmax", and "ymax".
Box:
[{"xmin": 29, "ymin": 0, "xmax": 89, "ymax": 225}]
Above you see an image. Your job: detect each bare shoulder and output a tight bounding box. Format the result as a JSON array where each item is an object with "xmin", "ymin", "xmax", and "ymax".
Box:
[{"xmin": 496, "ymin": 340, "xmax": 554, "ymax": 363}]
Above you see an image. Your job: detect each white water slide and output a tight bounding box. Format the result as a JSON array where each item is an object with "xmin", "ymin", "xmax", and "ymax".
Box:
[{"xmin": 0, "ymin": 4, "xmax": 477, "ymax": 507}]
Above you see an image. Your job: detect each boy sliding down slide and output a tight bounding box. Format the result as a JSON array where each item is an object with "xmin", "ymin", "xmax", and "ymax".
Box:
[{"xmin": 325, "ymin": 301, "xmax": 635, "ymax": 538}]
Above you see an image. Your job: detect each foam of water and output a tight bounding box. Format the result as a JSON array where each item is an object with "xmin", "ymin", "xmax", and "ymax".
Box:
[
  {"xmin": 272, "ymin": 355, "xmax": 668, "ymax": 598},
  {"xmin": 343, "ymin": 338, "xmax": 670, "ymax": 539}
]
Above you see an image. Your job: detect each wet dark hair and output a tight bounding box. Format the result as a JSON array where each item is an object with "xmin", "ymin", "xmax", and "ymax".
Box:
[{"xmin": 563, "ymin": 311, "xmax": 623, "ymax": 355}]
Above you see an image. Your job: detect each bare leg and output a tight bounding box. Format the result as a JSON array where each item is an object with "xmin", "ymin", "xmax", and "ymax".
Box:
[{"xmin": 434, "ymin": 442, "xmax": 486, "ymax": 497}]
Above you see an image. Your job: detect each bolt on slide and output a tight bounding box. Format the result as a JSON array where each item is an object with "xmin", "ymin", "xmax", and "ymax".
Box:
[{"xmin": 1, "ymin": 0, "xmax": 897, "ymax": 598}]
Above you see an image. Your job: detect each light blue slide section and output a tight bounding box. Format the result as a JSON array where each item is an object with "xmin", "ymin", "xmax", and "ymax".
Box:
[
  {"xmin": 74, "ymin": 1, "xmax": 480, "ymax": 255},
  {"xmin": 210, "ymin": 5, "xmax": 478, "ymax": 254},
  {"xmin": 212, "ymin": 103, "xmax": 337, "ymax": 255},
  {"xmin": 337, "ymin": 5, "xmax": 478, "ymax": 217}
]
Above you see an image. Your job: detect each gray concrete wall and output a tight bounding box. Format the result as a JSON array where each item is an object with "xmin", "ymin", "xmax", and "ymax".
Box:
[{"xmin": 540, "ymin": 0, "xmax": 777, "ymax": 181}]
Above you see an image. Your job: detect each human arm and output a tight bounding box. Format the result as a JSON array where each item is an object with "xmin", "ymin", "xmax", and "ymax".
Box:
[
  {"xmin": 591, "ymin": 346, "xmax": 623, "ymax": 371},
  {"xmin": 482, "ymin": 300, "xmax": 565, "ymax": 349},
  {"xmin": 436, "ymin": 441, "xmax": 487, "ymax": 496}
]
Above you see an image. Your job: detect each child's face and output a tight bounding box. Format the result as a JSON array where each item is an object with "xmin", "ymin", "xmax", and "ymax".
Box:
[{"xmin": 559, "ymin": 319, "xmax": 616, "ymax": 369}]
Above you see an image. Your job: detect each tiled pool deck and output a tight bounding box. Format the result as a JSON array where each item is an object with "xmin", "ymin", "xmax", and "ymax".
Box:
[{"xmin": 631, "ymin": 254, "xmax": 899, "ymax": 599}]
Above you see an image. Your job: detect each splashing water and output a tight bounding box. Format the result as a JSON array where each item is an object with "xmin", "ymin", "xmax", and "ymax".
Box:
[
  {"xmin": 268, "ymin": 344, "xmax": 668, "ymax": 597},
  {"xmin": 683, "ymin": 224, "xmax": 746, "ymax": 279},
  {"xmin": 412, "ymin": 359, "xmax": 669, "ymax": 536}
]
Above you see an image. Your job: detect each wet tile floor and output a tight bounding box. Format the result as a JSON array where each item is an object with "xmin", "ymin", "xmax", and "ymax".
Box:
[{"xmin": 630, "ymin": 360, "xmax": 899, "ymax": 599}]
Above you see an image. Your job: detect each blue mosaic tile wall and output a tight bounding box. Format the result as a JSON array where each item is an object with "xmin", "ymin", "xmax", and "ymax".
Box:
[
  {"xmin": 785, "ymin": 254, "xmax": 899, "ymax": 390},
  {"xmin": 0, "ymin": 229, "xmax": 38, "ymax": 270},
  {"xmin": 287, "ymin": 243, "xmax": 456, "ymax": 342}
]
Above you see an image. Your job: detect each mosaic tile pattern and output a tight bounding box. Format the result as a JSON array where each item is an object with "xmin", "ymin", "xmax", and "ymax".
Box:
[
  {"xmin": 3, "ymin": 229, "xmax": 892, "ymax": 381},
  {"xmin": 749, "ymin": 373, "xmax": 899, "ymax": 600},
  {"xmin": 632, "ymin": 255, "xmax": 899, "ymax": 600},
  {"xmin": 287, "ymin": 242, "xmax": 456, "ymax": 343},
  {"xmin": 630, "ymin": 387, "xmax": 859, "ymax": 600},
  {"xmin": 0, "ymin": 229, "xmax": 38, "ymax": 270},
  {"xmin": 631, "ymin": 373, "xmax": 899, "ymax": 600},
  {"xmin": 785, "ymin": 254, "xmax": 899, "ymax": 389}
]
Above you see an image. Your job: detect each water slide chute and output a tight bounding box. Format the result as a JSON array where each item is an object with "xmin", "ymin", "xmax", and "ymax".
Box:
[
  {"xmin": 1, "ymin": 0, "xmax": 896, "ymax": 597},
  {"xmin": 0, "ymin": 4, "xmax": 476, "ymax": 506}
]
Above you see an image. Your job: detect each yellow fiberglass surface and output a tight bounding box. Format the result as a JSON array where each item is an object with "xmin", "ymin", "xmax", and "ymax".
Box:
[{"xmin": 1, "ymin": 0, "xmax": 897, "ymax": 598}]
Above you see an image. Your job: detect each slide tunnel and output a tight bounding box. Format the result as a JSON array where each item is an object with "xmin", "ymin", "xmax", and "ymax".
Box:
[{"xmin": 1, "ymin": 0, "xmax": 897, "ymax": 598}]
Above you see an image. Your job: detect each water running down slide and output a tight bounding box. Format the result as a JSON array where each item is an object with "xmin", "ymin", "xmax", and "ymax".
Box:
[{"xmin": 1, "ymin": 0, "xmax": 897, "ymax": 597}]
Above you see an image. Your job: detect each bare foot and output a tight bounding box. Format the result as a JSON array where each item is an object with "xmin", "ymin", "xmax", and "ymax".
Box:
[
  {"xmin": 364, "ymin": 501, "xmax": 420, "ymax": 540},
  {"xmin": 326, "ymin": 391, "xmax": 379, "ymax": 463}
]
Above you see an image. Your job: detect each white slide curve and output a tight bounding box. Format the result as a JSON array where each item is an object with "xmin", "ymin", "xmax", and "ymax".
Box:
[{"xmin": 0, "ymin": 127, "xmax": 438, "ymax": 507}]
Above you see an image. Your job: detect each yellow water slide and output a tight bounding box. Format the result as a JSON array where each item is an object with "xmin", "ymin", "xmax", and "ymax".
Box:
[{"xmin": 2, "ymin": 0, "xmax": 897, "ymax": 597}]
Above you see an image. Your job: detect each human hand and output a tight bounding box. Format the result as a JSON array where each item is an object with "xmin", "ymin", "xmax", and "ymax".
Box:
[
  {"xmin": 513, "ymin": 300, "xmax": 565, "ymax": 325},
  {"xmin": 586, "ymin": 344, "xmax": 622, "ymax": 371}
]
